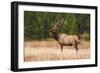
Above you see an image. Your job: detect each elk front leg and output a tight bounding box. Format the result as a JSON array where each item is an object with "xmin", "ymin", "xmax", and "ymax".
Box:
[
  {"xmin": 60, "ymin": 44, "xmax": 63, "ymax": 52},
  {"xmin": 75, "ymin": 45, "xmax": 78, "ymax": 53}
]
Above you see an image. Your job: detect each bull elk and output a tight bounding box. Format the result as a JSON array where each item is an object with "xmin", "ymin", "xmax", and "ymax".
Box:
[{"xmin": 49, "ymin": 19, "xmax": 80, "ymax": 52}]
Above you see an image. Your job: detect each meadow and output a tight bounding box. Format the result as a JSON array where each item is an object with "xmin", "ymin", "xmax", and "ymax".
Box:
[{"xmin": 24, "ymin": 39, "xmax": 90, "ymax": 62}]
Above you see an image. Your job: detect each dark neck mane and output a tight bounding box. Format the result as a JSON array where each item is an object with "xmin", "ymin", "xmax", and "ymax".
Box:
[{"xmin": 53, "ymin": 32, "xmax": 59, "ymax": 41}]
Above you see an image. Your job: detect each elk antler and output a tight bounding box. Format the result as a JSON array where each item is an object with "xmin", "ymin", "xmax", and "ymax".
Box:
[
  {"xmin": 56, "ymin": 20, "xmax": 60, "ymax": 25},
  {"xmin": 56, "ymin": 18, "xmax": 64, "ymax": 27},
  {"xmin": 60, "ymin": 18, "xmax": 64, "ymax": 24}
]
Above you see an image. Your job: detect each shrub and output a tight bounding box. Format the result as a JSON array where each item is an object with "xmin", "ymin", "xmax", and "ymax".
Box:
[{"xmin": 81, "ymin": 32, "xmax": 90, "ymax": 41}]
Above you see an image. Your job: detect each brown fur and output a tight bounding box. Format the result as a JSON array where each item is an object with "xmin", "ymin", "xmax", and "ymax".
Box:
[{"xmin": 49, "ymin": 19, "xmax": 80, "ymax": 52}]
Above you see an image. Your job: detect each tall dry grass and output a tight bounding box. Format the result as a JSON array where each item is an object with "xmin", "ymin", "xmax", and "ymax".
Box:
[{"xmin": 24, "ymin": 40, "xmax": 90, "ymax": 62}]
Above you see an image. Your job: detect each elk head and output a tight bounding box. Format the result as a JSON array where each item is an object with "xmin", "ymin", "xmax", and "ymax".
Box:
[{"xmin": 49, "ymin": 18, "xmax": 64, "ymax": 34}]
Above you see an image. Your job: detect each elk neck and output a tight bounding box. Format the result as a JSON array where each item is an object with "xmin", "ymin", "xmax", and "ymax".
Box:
[{"xmin": 53, "ymin": 31, "xmax": 59, "ymax": 41}]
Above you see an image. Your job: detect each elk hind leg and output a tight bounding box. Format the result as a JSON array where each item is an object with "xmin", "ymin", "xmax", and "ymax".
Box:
[{"xmin": 73, "ymin": 41, "xmax": 78, "ymax": 53}]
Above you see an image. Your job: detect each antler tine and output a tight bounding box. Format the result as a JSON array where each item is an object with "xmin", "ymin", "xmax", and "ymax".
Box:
[
  {"xmin": 56, "ymin": 18, "xmax": 64, "ymax": 27},
  {"xmin": 60, "ymin": 18, "xmax": 64, "ymax": 24},
  {"xmin": 54, "ymin": 23, "xmax": 57, "ymax": 28},
  {"xmin": 55, "ymin": 20, "xmax": 59, "ymax": 28},
  {"xmin": 54, "ymin": 19, "xmax": 59, "ymax": 27},
  {"xmin": 51, "ymin": 21, "xmax": 54, "ymax": 27}
]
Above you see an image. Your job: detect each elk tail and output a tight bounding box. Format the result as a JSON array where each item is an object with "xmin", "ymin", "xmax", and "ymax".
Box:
[{"xmin": 76, "ymin": 35, "xmax": 81, "ymax": 45}]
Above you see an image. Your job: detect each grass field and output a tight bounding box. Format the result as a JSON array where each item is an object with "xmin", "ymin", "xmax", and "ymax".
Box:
[{"xmin": 24, "ymin": 40, "xmax": 90, "ymax": 62}]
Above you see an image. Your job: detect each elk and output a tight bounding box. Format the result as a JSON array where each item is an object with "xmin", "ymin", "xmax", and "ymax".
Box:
[{"xmin": 49, "ymin": 19, "xmax": 80, "ymax": 52}]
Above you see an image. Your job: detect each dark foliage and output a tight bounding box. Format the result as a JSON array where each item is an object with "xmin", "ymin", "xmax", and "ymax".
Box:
[{"xmin": 24, "ymin": 11, "xmax": 90, "ymax": 41}]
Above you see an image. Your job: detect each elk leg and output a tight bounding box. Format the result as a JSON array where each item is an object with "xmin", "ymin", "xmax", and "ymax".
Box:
[
  {"xmin": 73, "ymin": 41, "xmax": 78, "ymax": 53},
  {"xmin": 75, "ymin": 45, "xmax": 78, "ymax": 53},
  {"xmin": 60, "ymin": 44, "xmax": 63, "ymax": 52}
]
